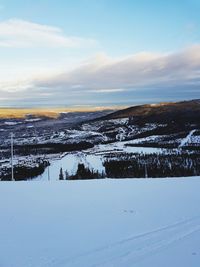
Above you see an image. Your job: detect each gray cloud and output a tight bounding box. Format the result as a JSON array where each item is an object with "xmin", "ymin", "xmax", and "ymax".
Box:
[
  {"xmin": 35, "ymin": 45, "xmax": 200, "ymax": 90},
  {"xmin": 1, "ymin": 45, "xmax": 200, "ymax": 106}
]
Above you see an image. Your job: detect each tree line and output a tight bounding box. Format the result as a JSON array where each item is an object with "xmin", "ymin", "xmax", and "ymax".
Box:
[
  {"xmin": 0, "ymin": 159, "xmax": 49, "ymax": 181},
  {"xmin": 59, "ymin": 152, "xmax": 200, "ymax": 180}
]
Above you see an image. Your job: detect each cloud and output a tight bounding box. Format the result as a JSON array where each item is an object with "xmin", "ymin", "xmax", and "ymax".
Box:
[
  {"xmin": 0, "ymin": 19, "xmax": 96, "ymax": 48},
  {"xmin": 1, "ymin": 45, "xmax": 200, "ymax": 106},
  {"xmin": 0, "ymin": 80, "xmax": 33, "ymax": 92},
  {"xmin": 35, "ymin": 45, "xmax": 200, "ymax": 91},
  {"xmin": 90, "ymin": 88, "xmax": 125, "ymax": 93}
]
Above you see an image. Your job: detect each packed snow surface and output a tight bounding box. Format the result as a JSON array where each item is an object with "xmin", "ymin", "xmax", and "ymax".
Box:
[{"xmin": 0, "ymin": 177, "xmax": 200, "ymax": 267}]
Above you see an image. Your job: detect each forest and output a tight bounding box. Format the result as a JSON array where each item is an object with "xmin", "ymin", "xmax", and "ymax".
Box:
[{"xmin": 61, "ymin": 152, "xmax": 200, "ymax": 180}]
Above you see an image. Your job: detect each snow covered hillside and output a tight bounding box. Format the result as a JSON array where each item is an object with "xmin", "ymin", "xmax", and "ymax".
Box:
[
  {"xmin": 0, "ymin": 177, "xmax": 200, "ymax": 267},
  {"xmin": 1, "ymin": 100, "xmax": 200, "ymax": 180}
]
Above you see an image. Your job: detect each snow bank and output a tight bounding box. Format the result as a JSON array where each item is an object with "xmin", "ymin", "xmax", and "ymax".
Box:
[{"xmin": 0, "ymin": 177, "xmax": 200, "ymax": 267}]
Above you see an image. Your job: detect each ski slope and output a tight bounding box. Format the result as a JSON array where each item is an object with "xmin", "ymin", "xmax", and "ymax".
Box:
[
  {"xmin": 0, "ymin": 177, "xmax": 200, "ymax": 267},
  {"xmin": 179, "ymin": 129, "xmax": 196, "ymax": 147},
  {"xmin": 36, "ymin": 145, "xmax": 167, "ymax": 181}
]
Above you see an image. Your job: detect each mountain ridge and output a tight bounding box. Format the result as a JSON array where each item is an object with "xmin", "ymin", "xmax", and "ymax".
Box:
[{"xmin": 96, "ymin": 99, "xmax": 200, "ymax": 124}]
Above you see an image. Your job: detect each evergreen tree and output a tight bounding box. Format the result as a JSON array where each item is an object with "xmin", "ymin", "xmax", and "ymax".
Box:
[
  {"xmin": 65, "ymin": 170, "xmax": 69, "ymax": 180},
  {"xmin": 59, "ymin": 167, "xmax": 64, "ymax": 180}
]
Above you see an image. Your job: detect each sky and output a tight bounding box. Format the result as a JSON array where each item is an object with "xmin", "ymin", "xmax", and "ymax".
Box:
[{"xmin": 0, "ymin": 0, "xmax": 200, "ymax": 107}]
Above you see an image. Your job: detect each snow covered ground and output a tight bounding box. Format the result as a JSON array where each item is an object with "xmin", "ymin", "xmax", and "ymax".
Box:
[
  {"xmin": 179, "ymin": 130, "xmax": 196, "ymax": 147},
  {"xmin": 0, "ymin": 177, "xmax": 200, "ymax": 267},
  {"xmin": 36, "ymin": 144, "xmax": 167, "ymax": 181}
]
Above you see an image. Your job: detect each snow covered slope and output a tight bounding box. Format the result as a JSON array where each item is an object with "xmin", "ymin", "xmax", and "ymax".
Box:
[{"xmin": 0, "ymin": 178, "xmax": 200, "ymax": 267}]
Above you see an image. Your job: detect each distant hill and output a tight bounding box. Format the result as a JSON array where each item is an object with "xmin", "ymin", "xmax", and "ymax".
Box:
[{"xmin": 98, "ymin": 99, "xmax": 200, "ymax": 124}]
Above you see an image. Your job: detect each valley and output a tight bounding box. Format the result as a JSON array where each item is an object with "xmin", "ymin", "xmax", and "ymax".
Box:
[{"xmin": 0, "ymin": 99, "xmax": 200, "ymax": 180}]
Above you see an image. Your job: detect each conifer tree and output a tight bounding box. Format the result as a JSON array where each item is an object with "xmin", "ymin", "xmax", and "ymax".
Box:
[{"xmin": 59, "ymin": 167, "xmax": 64, "ymax": 180}]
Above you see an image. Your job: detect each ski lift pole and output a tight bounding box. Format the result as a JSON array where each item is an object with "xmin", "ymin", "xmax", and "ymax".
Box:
[
  {"xmin": 11, "ymin": 132, "xmax": 14, "ymax": 181},
  {"xmin": 145, "ymin": 162, "xmax": 148, "ymax": 178},
  {"xmin": 48, "ymin": 165, "xmax": 50, "ymax": 181}
]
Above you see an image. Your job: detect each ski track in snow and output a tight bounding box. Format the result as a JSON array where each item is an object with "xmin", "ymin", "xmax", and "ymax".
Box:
[
  {"xmin": 116, "ymin": 127, "xmax": 126, "ymax": 141},
  {"xmin": 43, "ymin": 216, "xmax": 200, "ymax": 267},
  {"xmin": 179, "ymin": 129, "xmax": 196, "ymax": 147}
]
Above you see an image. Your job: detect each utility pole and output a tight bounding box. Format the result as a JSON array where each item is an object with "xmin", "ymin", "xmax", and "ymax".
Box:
[
  {"xmin": 144, "ymin": 162, "xmax": 148, "ymax": 178},
  {"xmin": 11, "ymin": 132, "xmax": 14, "ymax": 181},
  {"xmin": 48, "ymin": 165, "xmax": 50, "ymax": 181}
]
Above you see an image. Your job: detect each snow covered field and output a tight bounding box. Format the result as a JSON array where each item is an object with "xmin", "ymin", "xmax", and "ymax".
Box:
[
  {"xmin": 0, "ymin": 177, "xmax": 200, "ymax": 267},
  {"xmin": 36, "ymin": 144, "xmax": 170, "ymax": 181}
]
